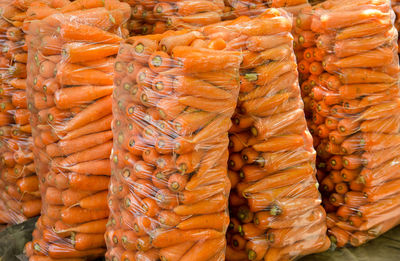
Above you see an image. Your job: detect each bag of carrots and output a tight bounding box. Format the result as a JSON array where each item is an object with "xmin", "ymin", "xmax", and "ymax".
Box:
[
  {"xmin": 199, "ymin": 8, "xmax": 330, "ymax": 261},
  {"xmin": 106, "ymin": 29, "xmax": 242, "ymax": 260},
  {"xmin": 21, "ymin": 0, "xmax": 130, "ymax": 260},
  {"xmin": 308, "ymin": 0, "xmax": 400, "ymax": 248},
  {"xmin": 0, "ymin": 0, "xmax": 42, "ymax": 225}
]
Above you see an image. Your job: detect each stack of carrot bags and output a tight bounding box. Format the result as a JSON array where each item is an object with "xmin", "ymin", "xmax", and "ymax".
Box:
[
  {"xmin": 105, "ymin": 29, "xmax": 241, "ymax": 261},
  {"xmin": 21, "ymin": 0, "xmax": 130, "ymax": 259},
  {"xmin": 308, "ymin": 0, "xmax": 400, "ymax": 247},
  {"xmin": 199, "ymin": 9, "xmax": 329, "ymax": 260},
  {"xmin": 0, "ymin": 0, "xmax": 41, "ymax": 225}
]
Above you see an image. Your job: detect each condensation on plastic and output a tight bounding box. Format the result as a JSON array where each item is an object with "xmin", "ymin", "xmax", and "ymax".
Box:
[
  {"xmin": 307, "ymin": 0, "xmax": 400, "ymax": 248},
  {"xmin": 21, "ymin": 0, "xmax": 130, "ymax": 260},
  {"xmin": 106, "ymin": 29, "xmax": 241, "ymax": 260},
  {"xmin": 0, "ymin": 0, "xmax": 41, "ymax": 225},
  {"xmin": 201, "ymin": 9, "xmax": 330, "ymax": 261}
]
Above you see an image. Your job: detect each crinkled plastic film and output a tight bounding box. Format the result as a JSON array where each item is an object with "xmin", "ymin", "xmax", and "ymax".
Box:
[
  {"xmin": 22, "ymin": 0, "xmax": 130, "ymax": 260},
  {"xmin": 106, "ymin": 31, "xmax": 241, "ymax": 260},
  {"xmin": 198, "ymin": 9, "xmax": 329, "ymax": 261},
  {"xmin": 0, "ymin": 0, "xmax": 41, "ymax": 225},
  {"xmin": 308, "ymin": 0, "xmax": 400, "ymax": 248}
]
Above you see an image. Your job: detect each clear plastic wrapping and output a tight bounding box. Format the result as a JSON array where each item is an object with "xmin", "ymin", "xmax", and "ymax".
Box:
[
  {"xmin": 22, "ymin": 0, "xmax": 130, "ymax": 260},
  {"xmin": 106, "ymin": 30, "xmax": 241, "ymax": 261},
  {"xmin": 0, "ymin": 0, "xmax": 41, "ymax": 225},
  {"xmin": 307, "ymin": 0, "xmax": 400, "ymax": 248},
  {"xmin": 198, "ymin": 9, "xmax": 328, "ymax": 261}
]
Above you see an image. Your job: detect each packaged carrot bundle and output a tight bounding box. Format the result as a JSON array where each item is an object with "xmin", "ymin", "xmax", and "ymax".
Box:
[
  {"xmin": 200, "ymin": 8, "xmax": 330, "ymax": 260},
  {"xmin": 22, "ymin": 0, "xmax": 130, "ymax": 260},
  {"xmin": 106, "ymin": 30, "xmax": 242, "ymax": 260},
  {"xmin": 0, "ymin": 0, "xmax": 42, "ymax": 225},
  {"xmin": 309, "ymin": 0, "xmax": 400, "ymax": 248}
]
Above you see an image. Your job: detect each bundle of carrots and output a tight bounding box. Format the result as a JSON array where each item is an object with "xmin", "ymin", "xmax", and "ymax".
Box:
[
  {"xmin": 106, "ymin": 30, "xmax": 241, "ymax": 260},
  {"xmin": 21, "ymin": 0, "xmax": 130, "ymax": 260},
  {"xmin": 308, "ymin": 0, "xmax": 400, "ymax": 247},
  {"xmin": 0, "ymin": 0, "xmax": 41, "ymax": 225},
  {"xmin": 199, "ymin": 9, "xmax": 330, "ymax": 260}
]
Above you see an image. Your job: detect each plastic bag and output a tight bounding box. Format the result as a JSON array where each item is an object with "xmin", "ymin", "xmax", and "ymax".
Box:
[
  {"xmin": 307, "ymin": 0, "xmax": 400, "ymax": 248},
  {"xmin": 22, "ymin": 0, "xmax": 130, "ymax": 259},
  {"xmin": 198, "ymin": 8, "xmax": 329, "ymax": 261},
  {"xmin": 105, "ymin": 30, "xmax": 241, "ymax": 260},
  {"xmin": 0, "ymin": 0, "xmax": 41, "ymax": 225}
]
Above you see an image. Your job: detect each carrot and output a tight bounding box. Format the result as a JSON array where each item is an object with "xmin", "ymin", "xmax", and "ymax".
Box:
[
  {"xmin": 176, "ymin": 212, "xmax": 228, "ymax": 231},
  {"xmin": 363, "ymin": 132, "xmax": 400, "ymax": 151},
  {"xmin": 151, "ymin": 228, "xmax": 223, "ymax": 248},
  {"xmin": 63, "ymin": 96, "xmax": 112, "ymax": 131},
  {"xmin": 71, "ymin": 232, "xmax": 105, "ymax": 250},
  {"xmin": 243, "ymin": 164, "xmax": 314, "ymax": 195},
  {"xmin": 63, "ymin": 219, "xmax": 107, "ymax": 234},
  {"xmin": 334, "ymin": 47, "xmax": 393, "ymax": 69},
  {"xmin": 173, "ymin": 111, "xmax": 216, "ymax": 136},
  {"xmin": 338, "ymin": 68, "xmax": 395, "ymax": 86},
  {"xmin": 174, "ymin": 76, "xmax": 232, "ymax": 100},
  {"xmin": 336, "ymin": 21, "xmax": 391, "ymax": 40},
  {"xmin": 252, "ymin": 134, "xmax": 305, "ymax": 152},
  {"xmin": 61, "ymin": 206, "xmax": 109, "ymax": 225},
  {"xmin": 54, "ymin": 85, "xmax": 113, "ymax": 110},
  {"xmin": 180, "ymin": 237, "xmax": 225, "ymax": 261},
  {"xmin": 179, "ymin": 183, "xmax": 225, "ymax": 205},
  {"xmin": 57, "ymin": 63, "xmax": 113, "ymax": 86},
  {"xmin": 173, "ymin": 193, "xmax": 226, "ymax": 215},
  {"xmin": 363, "ymin": 178, "xmax": 400, "ymax": 202},
  {"xmin": 328, "ymin": 227, "xmax": 349, "ymax": 248},
  {"xmin": 62, "ymin": 43, "xmax": 118, "ymax": 64},
  {"xmin": 231, "ymin": 234, "xmax": 246, "ymax": 250},
  {"xmin": 22, "ymin": 199, "xmax": 42, "ymax": 218},
  {"xmin": 77, "ymin": 191, "xmax": 108, "ymax": 209},
  {"xmin": 68, "ymin": 173, "xmax": 109, "ymax": 192},
  {"xmin": 158, "ymin": 242, "xmax": 194, "ymax": 261},
  {"xmin": 172, "ymin": 46, "xmax": 241, "ymax": 73},
  {"xmin": 320, "ymin": 8, "xmax": 388, "ymax": 30},
  {"xmin": 335, "ymin": 32, "xmax": 394, "ymax": 58},
  {"xmin": 48, "ymin": 243, "xmax": 105, "ymax": 259},
  {"xmin": 17, "ymin": 175, "xmax": 39, "ymax": 193},
  {"xmin": 266, "ymin": 222, "xmax": 325, "ymax": 248},
  {"xmin": 64, "ymin": 160, "xmax": 110, "ymax": 176}
]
